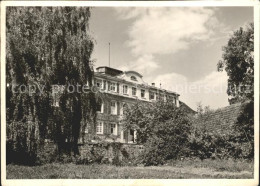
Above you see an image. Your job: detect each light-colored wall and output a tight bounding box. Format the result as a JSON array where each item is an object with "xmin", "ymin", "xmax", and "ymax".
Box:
[
  {"xmin": 93, "ymin": 73, "xmax": 180, "ymax": 143},
  {"xmin": 94, "ymin": 75, "xmax": 179, "ymax": 105}
]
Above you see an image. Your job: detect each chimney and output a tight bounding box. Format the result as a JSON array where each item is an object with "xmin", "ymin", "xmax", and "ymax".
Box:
[{"xmin": 151, "ymin": 83, "xmax": 155, "ymax": 86}]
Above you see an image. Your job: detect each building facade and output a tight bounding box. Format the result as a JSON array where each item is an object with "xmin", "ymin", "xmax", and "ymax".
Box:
[{"xmin": 89, "ymin": 66, "xmax": 180, "ymax": 143}]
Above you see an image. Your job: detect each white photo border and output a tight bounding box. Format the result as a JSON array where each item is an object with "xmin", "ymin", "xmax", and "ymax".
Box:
[{"xmin": 1, "ymin": 1, "xmax": 259, "ymax": 186}]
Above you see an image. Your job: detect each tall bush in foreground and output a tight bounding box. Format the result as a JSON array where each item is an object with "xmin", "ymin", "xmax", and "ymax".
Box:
[
  {"xmin": 233, "ymin": 100, "xmax": 254, "ymax": 159},
  {"xmin": 122, "ymin": 101, "xmax": 192, "ymax": 165},
  {"xmin": 189, "ymin": 101, "xmax": 254, "ymax": 160}
]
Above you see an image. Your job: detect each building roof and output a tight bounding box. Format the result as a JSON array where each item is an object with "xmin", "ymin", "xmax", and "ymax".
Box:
[
  {"xmin": 96, "ymin": 66, "xmax": 123, "ymax": 73},
  {"xmin": 179, "ymin": 101, "xmax": 197, "ymax": 115},
  {"xmin": 124, "ymin": 71, "xmax": 143, "ymax": 78},
  {"xmin": 193, "ymin": 102, "xmax": 243, "ymax": 133},
  {"xmin": 95, "ymin": 66, "xmax": 180, "ymax": 96},
  {"xmin": 96, "ymin": 66, "xmax": 123, "ymax": 76}
]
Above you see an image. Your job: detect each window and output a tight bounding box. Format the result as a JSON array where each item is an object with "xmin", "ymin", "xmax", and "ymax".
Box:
[
  {"xmin": 96, "ymin": 101, "xmax": 103, "ymax": 113},
  {"xmin": 96, "ymin": 121, "xmax": 103, "ymax": 134},
  {"xmin": 110, "ymin": 101, "xmax": 117, "ymax": 115},
  {"xmin": 141, "ymin": 89, "xmax": 145, "ymax": 98},
  {"xmin": 110, "ymin": 123, "xmax": 117, "ymax": 135},
  {"xmin": 132, "ymin": 87, "xmax": 137, "ymax": 96},
  {"xmin": 130, "ymin": 129, "xmax": 135, "ymax": 142},
  {"xmin": 150, "ymin": 92, "xmax": 155, "ymax": 100},
  {"xmin": 131, "ymin": 76, "xmax": 137, "ymax": 81},
  {"xmin": 169, "ymin": 96, "xmax": 174, "ymax": 102},
  {"xmin": 123, "ymin": 85, "xmax": 128, "ymax": 94},
  {"xmin": 110, "ymin": 82, "xmax": 116, "ymax": 92},
  {"xmin": 96, "ymin": 79, "xmax": 102, "ymax": 88}
]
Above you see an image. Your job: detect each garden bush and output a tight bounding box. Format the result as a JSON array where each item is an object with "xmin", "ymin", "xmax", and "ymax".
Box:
[
  {"xmin": 122, "ymin": 100, "xmax": 192, "ymax": 166},
  {"xmin": 189, "ymin": 101, "xmax": 254, "ymax": 160}
]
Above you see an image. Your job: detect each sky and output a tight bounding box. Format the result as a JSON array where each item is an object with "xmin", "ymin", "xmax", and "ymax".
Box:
[{"xmin": 89, "ymin": 7, "xmax": 253, "ymax": 110}]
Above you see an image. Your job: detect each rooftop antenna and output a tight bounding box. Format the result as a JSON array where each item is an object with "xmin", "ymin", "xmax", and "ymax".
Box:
[{"xmin": 109, "ymin": 42, "xmax": 110, "ymax": 67}]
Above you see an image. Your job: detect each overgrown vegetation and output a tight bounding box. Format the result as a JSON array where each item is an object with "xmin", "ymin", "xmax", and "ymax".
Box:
[
  {"xmin": 122, "ymin": 100, "xmax": 192, "ymax": 165},
  {"xmin": 6, "ymin": 7, "xmax": 96, "ymax": 165},
  {"xmin": 189, "ymin": 101, "xmax": 253, "ymax": 160},
  {"xmin": 122, "ymin": 100, "xmax": 254, "ymax": 166}
]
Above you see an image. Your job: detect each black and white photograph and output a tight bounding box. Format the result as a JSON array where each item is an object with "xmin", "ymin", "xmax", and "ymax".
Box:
[{"xmin": 1, "ymin": 1, "xmax": 259, "ymax": 185}]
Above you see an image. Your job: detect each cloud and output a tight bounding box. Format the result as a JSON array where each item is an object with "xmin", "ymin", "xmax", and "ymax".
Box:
[
  {"xmin": 153, "ymin": 72, "xmax": 187, "ymax": 89},
  {"xmin": 153, "ymin": 71, "xmax": 229, "ymax": 110},
  {"xmin": 116, "ymin": 7, "xmax": 218, "ymax": 56},
  {"xmin": 119, "ymin": 54, "xmax": 159, "ymax": 75},
  {"xmin": 115, "ymin": 7, "xmax": 221, "ymax": 79},
  {"xmin": 115, "ymin": 8, "xmax": 229, "ymax": 109}
]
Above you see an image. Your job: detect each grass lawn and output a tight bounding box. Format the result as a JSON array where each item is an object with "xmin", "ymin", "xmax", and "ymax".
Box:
[{"xmin": 6, "ymin": 159, "xmax": 253, "ymax": 179}]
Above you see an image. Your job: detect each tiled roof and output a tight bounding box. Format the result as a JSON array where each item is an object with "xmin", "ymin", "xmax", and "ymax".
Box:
[
  {"xmin": 194, "ymin": 102, "xmax": 243, "ymax": 133},
  {"xmin": 179, "ymin": 101, "xmax": 197, "ymax": 115}
]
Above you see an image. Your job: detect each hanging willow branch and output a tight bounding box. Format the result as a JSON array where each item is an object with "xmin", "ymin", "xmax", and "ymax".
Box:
[{"xmin": 6, "ymin": 7, "xmax": 96, "ymax": 162}]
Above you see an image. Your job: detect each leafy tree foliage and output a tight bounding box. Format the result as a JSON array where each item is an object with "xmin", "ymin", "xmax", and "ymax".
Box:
[
  {"xmin": 217, "ymin": 23, "xmax": 254, "ymax": 104},
  {"xmin": 6, "ymin": 7, "xmax": 96, "ymax": 164},
  {"xmin": 190, "ymin": 101, "xmax": 254, "ymax": 160},
  {"xmin": 233, "ymin": 100, "xmax": 254, "ymax": 158},
  {"xmin": 216, "ymin": 23, "xmax": 254, "ymax": 160},
  {"xmin": 122, "ymin": 100, "xmax": 192, "ymax": 165}
]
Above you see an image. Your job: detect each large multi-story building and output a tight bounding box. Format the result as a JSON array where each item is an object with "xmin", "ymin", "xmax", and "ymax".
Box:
[{"xmin": 89, "ymin": 66, "xmax": 180, "ymax": 143}]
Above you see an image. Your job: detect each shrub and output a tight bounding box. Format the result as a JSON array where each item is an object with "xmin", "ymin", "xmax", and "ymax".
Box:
[
  {"xmin": 233, "ymin": 101, "xmax": 254, "ymax": 159},
  {"xmin": 189, "ymin": 101, "xmax": 254, "ymax": 160},
  {"xmin": 123, "ymin": 100, "xmax": 192, "ymax": 166},
  {"xmin": 6, "ymin": 121, "xmax": 39, "ymax": 165}
]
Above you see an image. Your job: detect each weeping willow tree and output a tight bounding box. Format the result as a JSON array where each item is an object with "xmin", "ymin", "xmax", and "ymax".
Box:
[{"xmin": 6, "ymin": 7, "xmax": 96, "ymax": 163}]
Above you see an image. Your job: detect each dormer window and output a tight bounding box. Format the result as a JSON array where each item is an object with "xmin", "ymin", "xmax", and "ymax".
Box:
[{"xmin": 131, "ymin": 76, "xmax": 137, "ymax": 81}]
